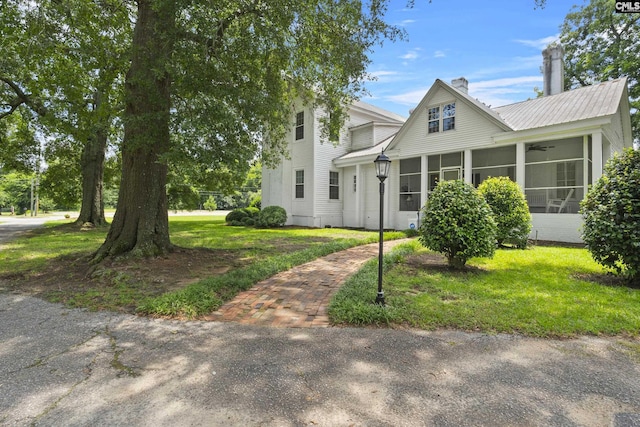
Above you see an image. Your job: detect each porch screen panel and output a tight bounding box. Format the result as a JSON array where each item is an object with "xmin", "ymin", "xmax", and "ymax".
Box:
[
  {"xmin": 524, "ymin": 138, "xmax": 584, "ymax": 214},
  {"xmin": 471, "ymin": 146, "xmax": 516, "ymax": 186},
  {"xmin": 399, "ymin": 157, "xmax": 421, "ymax": 211}
]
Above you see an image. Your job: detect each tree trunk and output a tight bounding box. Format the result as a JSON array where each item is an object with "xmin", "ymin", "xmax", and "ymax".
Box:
[
  {"xmin": 75, "ymin": 92, "xmax": 107, "ymax": 227},
  {"xmin": 93, "ymin": 0, "xmax": 174, "ymax": 262}
]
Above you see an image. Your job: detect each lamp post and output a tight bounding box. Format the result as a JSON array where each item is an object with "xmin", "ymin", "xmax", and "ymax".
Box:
[{"xmin": 373, "ymin": 150, "xmax": 391, "ymax": 306}]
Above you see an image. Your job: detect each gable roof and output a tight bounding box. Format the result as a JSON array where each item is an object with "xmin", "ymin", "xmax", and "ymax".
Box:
[
  {"xmin": 350, "ymin": 100, "xmax": 406, "ymax": 125},
  {"xmin": 385, "ymin": 79, "xmax": 513, "ymax": 152},
  {"xmin": 493, "ymin": 77, "xmax": 628, "ymax": 131}
]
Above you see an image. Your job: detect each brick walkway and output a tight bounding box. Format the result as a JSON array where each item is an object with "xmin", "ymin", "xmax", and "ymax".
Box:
[{"xmin": 203, "ymin": 239, "xmax": 410, "ymax": 328}]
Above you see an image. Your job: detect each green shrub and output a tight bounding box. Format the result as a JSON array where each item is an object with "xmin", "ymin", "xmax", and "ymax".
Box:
[
  {"xmin": 418, "ymin": 180, "xmax": 497, "ymax": 268},
  {"xmin": 256, "ymin": 205, "xmax": 287, "ymax": 228},
  {"xmin": 403, "ymin": 228, "xmax": 419, "ymax": 238},
  {"xmin": 241, "ymin": 217, "xmax": 255, "ymax": 226},
  {"xmin": 203, "ymin": 195, "xmax": 218, "ymax": 211},
  {"xmin": 225, "ymin": 208, "xmax": 248, "ymax": 223},
  {"xmin": 478, "ymin": 176, "xmax": 531, "ymax": 248},
  {"xmin": 581, "ymin": 147, "xmax": 640, "ymax": 281},
  {"xmin": 249, "ymin": 194, "xmax": 261, "ymax": 209},
  {"xmin": 242, "ymin": 206, "xmax": 260, "ymax": 218}
]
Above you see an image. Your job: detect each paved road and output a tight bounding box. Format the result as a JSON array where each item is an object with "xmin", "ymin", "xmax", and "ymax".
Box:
[
  {"xmin": 0, "ymin": 215, "xmax": 59, "ymax": 246},
  {"xmin": 1, "ymin": 293, "xmax": 639, "ymax": 426},
  {"xmin": 1, "ymin": 214, "xmax": 639, "ymax": 426}
]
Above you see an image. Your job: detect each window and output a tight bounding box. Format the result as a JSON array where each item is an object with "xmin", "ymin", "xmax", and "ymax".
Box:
[
  {"xmin": 428, "ymin": 107, "xmax": 439, "ymax": 134},
  {"xmin": 443, "ymin": 102, "xmax": 455, "ymax": 131},
  {"xmin": 295, "ymin": 170, "xmax": 304, "ymax": 198},
  {"xmin": 295, "ymin": 111, "xmax": 304, "ymax": 140},
  {"xmin": 399, "ymin": 157, "xmax": 421, "ymax": 211},
  {"xmin": 329, "ymin": 171, "xmax": 339, "ymax": 200},
  {"xmin": 427, "ymin": 102, "xmax": 455, "ymax": 134}
]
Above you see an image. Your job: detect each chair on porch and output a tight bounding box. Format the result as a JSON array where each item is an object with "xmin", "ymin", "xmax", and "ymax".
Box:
[{"xmin": 546, "ymin": 189, "xmax": 574, "ymax": 213}]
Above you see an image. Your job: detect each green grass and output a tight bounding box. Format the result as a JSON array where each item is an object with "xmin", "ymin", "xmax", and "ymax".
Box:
[
  {"xmin": 0, "ymin": 214, "xmax": 405, "ymax": 315},
  {"xmin": 0, "ymin": 220, "xmax": 108, "ymax": 272},
  {"xmin": 329, "ymin": 240, "xmax": 640, "ymax": 337}
]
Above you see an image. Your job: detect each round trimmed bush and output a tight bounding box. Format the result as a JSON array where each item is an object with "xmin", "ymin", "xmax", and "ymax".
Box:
[
  {"xmin": 256, "ymin": 205, "xmax": 287, "ymax": 228},
  {"xmin": 581, "ymin": 147, "xmax": 640, "ymax": 281},
  {"xmin": 418, "ymin": 180, "xmax": 497, "ymax": 268},
  {"xmin": 478, "ymin": 176, "xmax": 531, "ymax": 249},
  {"xmin": 225, "ymin": 208, "xmax": 248, "ymax": 223},
  {"xmin": 242, "ymin": 207, "xmax": 260, "ymax": 218}
]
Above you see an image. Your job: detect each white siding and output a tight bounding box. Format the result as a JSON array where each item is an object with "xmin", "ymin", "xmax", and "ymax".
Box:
[
  {"xmin": 374, "ymin": 124, "xmax": 402, "ymax": 144},
  {"xmin": 289, "ymin": 107, "xmax": 314, "ymax": 224},
  {"xmin": 530, "ymin": 214, "xmax": 583, "ymax": 243},
  {"xmin": 351, "ymin": 126, "xmax": 373, "ymax": 151},
  {"xmin": 342, "ymin": 166, "xmax": 359, "ymax": 227},
  {"xmin": 396, "ymin": 88, "xmax": 506, "ymax": 159}
]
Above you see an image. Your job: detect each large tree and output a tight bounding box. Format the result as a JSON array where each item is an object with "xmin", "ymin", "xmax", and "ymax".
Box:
[
  {"xmin": 93, "ymin": 0, "xmax": 404, "ymax": 261},
  {"xmin": 0, "ymin": 0, "xmax": 132, "ymax": 225},
  {"xmin": 560, "ymin": 0, "xmax": 639, "ymax": 141}
]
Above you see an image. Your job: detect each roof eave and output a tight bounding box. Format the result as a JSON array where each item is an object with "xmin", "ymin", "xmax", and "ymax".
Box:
[{"xmin": 492, "ymin": 116, "xmax": 613, "ymax": 144}]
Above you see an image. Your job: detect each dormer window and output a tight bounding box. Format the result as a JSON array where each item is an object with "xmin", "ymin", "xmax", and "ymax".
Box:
[
  {"xmin": 295, "ymin": 111, "xmax": 304, "ymax": 140},
  {"xmin": 428, "ymin": 102, "xmax": 456, "ymax": 134}
]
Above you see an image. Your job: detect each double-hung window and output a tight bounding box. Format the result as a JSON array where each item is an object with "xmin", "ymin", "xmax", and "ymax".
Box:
[
  {"xmin": 295, "ymin": 112, "xmax": 304, "ymax": 140},
  {"xmin": 295, "ymin": 170, "xmax": 305, "ymax": 198},
  {"xmin": 428, "ymin": 102, "xmax": 456, "ymax": 134},
  {"xmin": 329, "ymin": 171, "xmax": 339, "ymax": 200}
]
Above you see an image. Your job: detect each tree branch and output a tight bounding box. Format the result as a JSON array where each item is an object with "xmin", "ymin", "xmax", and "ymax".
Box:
[{"xmin": 0, "ymin": 76, "xmax": 48, "ymax": 119}]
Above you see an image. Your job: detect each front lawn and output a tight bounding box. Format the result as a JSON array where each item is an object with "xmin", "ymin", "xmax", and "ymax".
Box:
[
  {"xmin": 329, "ymin": 240, "xmax": 640, "ymax": 337},
  {"xmin": 0, "ymin": 214, "xmax": 404, "ymax": 316}
]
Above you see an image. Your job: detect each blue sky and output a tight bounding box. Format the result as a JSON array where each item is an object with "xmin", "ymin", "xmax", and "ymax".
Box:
[{"xmin": 363, "ymin": 0, "xmax": 581, "ymax": 117}]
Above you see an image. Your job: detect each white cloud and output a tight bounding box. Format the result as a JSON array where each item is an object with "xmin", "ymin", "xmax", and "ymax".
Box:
[
  {"xmin": 469, "ymin": 76, "xmax": 543, "ymax": 107},
  {"xmin": 386, "ymin": 88, "xmax": 430, "ymax": 106},
  {"xmin": 369, "ymin": 70, "xmax": 399, "ymax": 79},
  {"xmin": 514, "ymin": 35, "xmax": 560, "ymax": 50},
  {"xmin": 400, "ymin": 49, "xmax": 421, "ymax": 60},
  {"xmin": 468, "ymin": 55, "xmax": 541, "ymax": 79},
  {"xmin": 470, "ymin": 76, "xmax": 543, "ymax": 89},
  {"xmin": 399, "ymin": 19, "xmax": 416, "ymax": 26},
  {"xmin": 433, "ymin": 50, "xmax": 446, "ymax": 58}
]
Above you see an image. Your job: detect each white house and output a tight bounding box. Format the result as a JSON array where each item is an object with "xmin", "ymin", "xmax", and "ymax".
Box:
[{"xmin": 262, "ymin": 46, "xmax": 634, "ymax": 242}]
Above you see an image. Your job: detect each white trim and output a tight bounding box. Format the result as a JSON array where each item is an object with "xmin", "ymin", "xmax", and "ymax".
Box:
[{"xmin": 592, "ymin": 131, "xmax": 603, "ymax": 183}]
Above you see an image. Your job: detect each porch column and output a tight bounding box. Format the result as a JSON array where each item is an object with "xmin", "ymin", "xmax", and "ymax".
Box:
[
  {"xmin": 421, "ymin": 155, "xmax": 428, "ymax": 206},
  {"xmin": 464, "ymin": 149, "xmax": 472, "ymax": 184},
  {"xmin": 516, "ymin": 142, "xmax": 525, "ymax": 190},
  {"xmin": 592, "ymin": 131, "xmax": 603, "ymax": 183},
  {"xmin": 583, "ymin": 136, "xmax": 590, "ymax": 196}
]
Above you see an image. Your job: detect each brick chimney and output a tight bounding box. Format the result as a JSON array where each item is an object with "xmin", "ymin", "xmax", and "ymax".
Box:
[
  {"xmin": 542, "ymin": 44, "xmax": 564, "ymax": 96},
  {"xmin": 451, "ymin": 77, "xmax": 468, "ymax": 94}
]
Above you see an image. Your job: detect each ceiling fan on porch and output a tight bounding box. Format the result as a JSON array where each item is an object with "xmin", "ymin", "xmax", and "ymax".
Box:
[{"xmin": 526, "ymin": 144, "xmax": 555, "ymax": 152}]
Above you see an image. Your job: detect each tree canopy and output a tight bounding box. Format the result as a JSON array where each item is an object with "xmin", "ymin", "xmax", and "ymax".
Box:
[
  {"xmin": 93, "ymin": 0, "xmax": 406, "ymax": 261},
  {"xmin": 560, "ymin": 0, "xmax": 639, "ymax": 141},
  {"xmin": 1, "ymin": 0, "xmax": 132, "ymax": 224}
]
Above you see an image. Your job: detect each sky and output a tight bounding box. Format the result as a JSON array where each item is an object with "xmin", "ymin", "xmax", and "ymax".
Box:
[{"xmin": 362, "ymin": 0, "xmax": 583, "ymax": 117}]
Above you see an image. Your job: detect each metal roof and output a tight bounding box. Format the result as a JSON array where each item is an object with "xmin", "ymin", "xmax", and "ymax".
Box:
[
  {"xmin": 334, "ymin": 133, "xmax": 396, "ymax": 164},
  {"xmin": 493, "ymin": 77, "xmax": 628, "ymax": 131}
]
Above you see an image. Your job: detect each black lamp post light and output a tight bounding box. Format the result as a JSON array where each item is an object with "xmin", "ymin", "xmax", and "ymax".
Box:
[{"xmin": 373, "ymin": 149, "xmax": 391, "ymax": 306}]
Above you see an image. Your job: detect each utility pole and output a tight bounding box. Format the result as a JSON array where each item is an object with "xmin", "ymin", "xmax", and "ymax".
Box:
[{"xmin": 30, "ymin": 178, "xmax": 34, "ymax": 216}]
